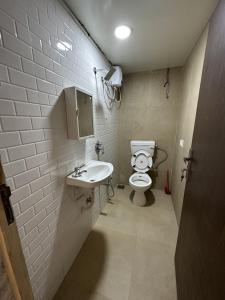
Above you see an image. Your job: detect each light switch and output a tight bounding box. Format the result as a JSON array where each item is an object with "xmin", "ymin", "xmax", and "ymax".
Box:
[{"xmin": 180, "ymin": 139, "xmax": 184, "ymax": 147}]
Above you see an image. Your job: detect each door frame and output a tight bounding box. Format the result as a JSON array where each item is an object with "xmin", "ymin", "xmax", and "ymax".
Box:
[{"xmin": 0, "ymin": 161, "xmax": 34, "ymax": 300}]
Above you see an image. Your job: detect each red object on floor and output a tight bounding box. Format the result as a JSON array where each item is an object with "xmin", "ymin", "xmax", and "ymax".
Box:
[{"xmin": 164, "ymin": 170, "xmax": 171, "ymax": 194}]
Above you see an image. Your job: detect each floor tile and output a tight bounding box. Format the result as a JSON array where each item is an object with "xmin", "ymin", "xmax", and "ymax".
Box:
[{"xmin": 54, "ymin": 186, "xmax": 177, "ymax": 300}]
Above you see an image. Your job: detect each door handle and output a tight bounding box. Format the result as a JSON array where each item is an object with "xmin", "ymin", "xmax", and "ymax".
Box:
[
  {"xmin": 182, "ymin": 148, "xmax": 193, "ymax": 182},
  {"xmin": 184, "ymin": 148, "xmax": 193, "ymax": 164},
  {"xmin": 0, "ymin": 184, "xmax": 14, "ymax": 225},
  {"xmin": 181, "ymin": 168, "xmax": 187, "ymax": 182}
]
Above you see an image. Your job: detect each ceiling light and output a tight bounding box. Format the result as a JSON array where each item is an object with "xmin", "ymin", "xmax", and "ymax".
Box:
[{"xmin": 114, "ymin": 25, "xmax": 131, "ymax": 40}]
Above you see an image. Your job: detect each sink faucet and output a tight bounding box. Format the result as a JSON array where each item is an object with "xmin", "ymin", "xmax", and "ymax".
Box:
[
  {"xmin": 73, "ymin": 165, "xmax": 87, "ymax": 178},
  {"xmin": 95, "ymin": 141, "xmax": 104, "ymax": 160}
]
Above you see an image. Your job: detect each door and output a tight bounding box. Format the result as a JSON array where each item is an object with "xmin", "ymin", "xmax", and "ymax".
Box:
[
  {"xmin": 0, "ymin": 161, "xmax": 34, "ymax": 300},
  {"xmin": 175, "ymin": 0, "xmax": 225, "ymax": 299}
]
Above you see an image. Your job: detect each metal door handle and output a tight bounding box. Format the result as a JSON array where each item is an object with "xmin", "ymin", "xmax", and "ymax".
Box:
[
  {"xmin": 181, "ymin": 168, "xmax": 187, "ymax": 182},
  {"xmin": 182, "ymin": 148, "xmax": 193, "ymax": 182},
  {"xmin": 0, "ymin": 184, "xmax": 14, "ymax": 225},
  {"xmin": 184, "ymin": 148, "xmax": 193, "ymax": 164}
]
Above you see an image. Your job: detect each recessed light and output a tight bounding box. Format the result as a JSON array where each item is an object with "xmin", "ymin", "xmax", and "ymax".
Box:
[{"xmin": 114, "ymin": 25, "xmax": 131, "ymax": 40}]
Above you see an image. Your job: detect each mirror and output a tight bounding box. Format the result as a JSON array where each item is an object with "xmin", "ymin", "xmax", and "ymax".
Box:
[
  {"xmin": 77, "ymin": 90, "xmax": 94, "ymax": 138},
  {"xmin": 65, "ymin": 86, "xmax": 95, "ymax": 140}
]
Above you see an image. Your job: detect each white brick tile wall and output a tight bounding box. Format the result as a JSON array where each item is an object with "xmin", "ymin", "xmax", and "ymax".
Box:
[
  {"xmin": 42, "ymin": 42, "xmax": 61, "ymax": 63},
  {"xmin": 10, "ymin": 184, "xmax": 30, "ymax": 204},
  {"xmin": 1, "ymin": 116, "xmax": 32, "ymax": 131},
  {"xmin": 0, "ymin": 47, "xmax": 22, "ymax": 70},
  {"xmin": 38, "ymin": 93, "xmax": 49, "ymax": 105},
  {"xmin": 0, "ymin": 99, "xmax": 15, "ymax": 115},
  {"xmin": 16, "ymin": 207, "xmax": 34, "ymax": 228},
  {"xmin": 15, "ymin": 102, "xmax": 41, "ymax": 117},
  {"xmin": 0, "ymin": 0, "xmax": 119, "ymax": 299},
  {"xmin": 27, "ymin": 90, "xmax": 49, "ymax": 105},
  {"xmin": 0, "ymin": 132, "xmax": 21, "ymax": 148},
  {"xmin": 14, "ymin": 168, "xmax": 40, "ymax": 188},
  {"xmin": 26, "ymin": 245, "xmax": 42, "ymax": 265},
  {"xmin": 31, "ymin": 117, "xmax": 51, "ymax": 129},
  {"xmin": 45, "ymin": 70, "xmax": 62, "ymax": 86},
  {"xmin": 0, "ymin": 149, "xmax": 9, "ymax": 163},
  {"xmin": 0, "ymin": 9, "xmax": 16, "ymax": 35},
  {"xmin": 3, "ymin": 159, "xmax": 26, "ymax": 177},
  {"xmin": 38, "ymin": 10, "xmax": 57, "ymax": 37},
  {"xmin": 26, "ymin": 153, "xmax": 47, "ymax": 169},
  {"xmin": 30, "ymin": 174, "xmax": 51, "ymax": 193},
  {"xmin": 28, "ymin": 17, "xmax": 50, "ymax": 44},
  {"xmin": 38, "ymin": 211, "xmax": 55, "ymax": 233},
  {"xmin": 20, "ymin": 190, "xmax": 43, "ymax": 212},
  {"xmin": 22, "ymin": 58, "xmax": 46, "ymax": 80},
  {"xmin": 36, "ymin": 140, "xmax": 52, "ymax": 154},
  {"xmin": 16, "ymin": 21, "xmax": 33, "ymax": 46},
  {"xmin": 20, "ymin": 129, "xmax": 44, "ymax": 144},
  {"xmin": 29, "ymin": 227, "xmax": 49, "ymax": 254},
  {"xmin": 33, "ymin": 49, "xmax": 54, "ymax": 70},
  {"xmin": 0, "ymin": 0, "xmax": 28, "ymax": 26},
  {"xmin": 21, "ymin": 227, "xmax": 39, "ymax": 249},
  {"xmin": 6, "ymin": 177, "xmax": 15, "ymax": 191},
  {"xmin": 24, "ymin": 209, "xmax": 46, "ymax": 234},
  {"xmin": 34, "ymin": 193, "xmax": 53, "ymax": 214},
  {"xmin": 0, "ymin": 64, "xmax": 9, "ymax": 82},
  {"xmin": 0, "ymin": 82, "xmax": 27, "ymax": 101},
  {"xmin": 12, "ymin": 203, "xmax": 20, "ymax": 217},
  {"xmin": 2, "ymin": 29, "xmax": 32, "ymax": 59},
  {"xmin": 36, "ymin": 79, "xmax": 56, "ymax": 95},
  {"xmin": 8, "ymin": 144, "xmax": 36, "ymax": 161},
  {"xmin": 9, "ymin": 68, "xmax": 37, "ymax": 90}
]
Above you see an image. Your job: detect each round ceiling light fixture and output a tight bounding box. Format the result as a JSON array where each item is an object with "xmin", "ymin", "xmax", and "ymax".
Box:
[{"xmin": 114, "ymin": 25, "xmax": 132, "ymax": 40}]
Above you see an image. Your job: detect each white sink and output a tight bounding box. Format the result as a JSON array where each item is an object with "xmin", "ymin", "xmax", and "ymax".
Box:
[{"xmin": 66, "ymin": 160, "xmax": 114, "ymax": 188}]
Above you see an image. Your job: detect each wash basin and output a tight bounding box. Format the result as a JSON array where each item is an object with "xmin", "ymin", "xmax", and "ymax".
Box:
[{"xmin": 66, "ymin": 160, "xmax": 114, "ymax": 188}]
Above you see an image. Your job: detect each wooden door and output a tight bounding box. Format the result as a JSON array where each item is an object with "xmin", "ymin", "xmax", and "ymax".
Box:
[
  {"xmin": 175, "ymin": 0, "xmax": 225, "ymax": 299},
  {"xmin": 0, "ymin": 162, "xmax": 34, "ymax": 300}
]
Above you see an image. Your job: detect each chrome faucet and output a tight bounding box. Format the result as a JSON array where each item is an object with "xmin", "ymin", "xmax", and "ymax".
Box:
[
  {"xmin": 95, "ymin": 141, "xmax": 104, "ymax": 159},
  {"xmin": 73, "ymin": 165, "xmax": 87, "ymax": 178}
]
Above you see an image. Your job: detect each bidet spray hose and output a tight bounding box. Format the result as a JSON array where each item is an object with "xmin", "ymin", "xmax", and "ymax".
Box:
[
  {"xmin": 153, "ymin": 146, "xmax": 168, "ymax": 169},
  {"xmin": 107, "ymin": 176, "xmax": 115, "ymax": 199}
]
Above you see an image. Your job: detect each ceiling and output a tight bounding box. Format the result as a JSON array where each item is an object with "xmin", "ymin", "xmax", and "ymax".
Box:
[{"xmin": 64, "ymin": 0, "xmax": 218, "ymax": 73}]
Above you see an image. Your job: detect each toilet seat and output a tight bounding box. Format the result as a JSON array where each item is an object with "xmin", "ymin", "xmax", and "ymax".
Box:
[{"xmin": 131, "ymin": 150, "xmax": 153, "ymax": 173}]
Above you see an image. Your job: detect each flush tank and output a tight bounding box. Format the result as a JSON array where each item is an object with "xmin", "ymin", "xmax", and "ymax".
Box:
[{"xmin": 130, "ymin": 140, "xmax": 155, "ymax": 156}]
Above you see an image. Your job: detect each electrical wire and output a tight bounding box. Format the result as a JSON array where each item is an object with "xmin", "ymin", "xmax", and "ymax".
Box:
[
  {"xmin": 163, "ymin": 68, "xmax": 170, "ymax": 99},
  {"xmin": 101, "ymin": 77, "xmax": 122, "ymax": 110}
]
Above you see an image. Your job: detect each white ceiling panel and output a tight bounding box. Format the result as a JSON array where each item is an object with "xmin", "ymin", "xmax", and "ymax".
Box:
[{"xmin": 64, "ymin": 0, "xmax": 218, "ymax": 73}]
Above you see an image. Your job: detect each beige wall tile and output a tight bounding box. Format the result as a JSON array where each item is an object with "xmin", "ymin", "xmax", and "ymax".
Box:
[
  {"xmin": 119, "ymin": 69, "xmax": 182, "ymax": 189},
  {"xmin": 171, "ymin": 27, "xmax": 208, "ymax": 223}
]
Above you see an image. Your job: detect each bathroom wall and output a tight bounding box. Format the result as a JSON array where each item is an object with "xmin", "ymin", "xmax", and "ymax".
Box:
[
  {"xmin": 0, "ymin": 0, "xmax": 119, "ymax": 299},
  {"xmin": 119, "ymin": 69, "xmax": 182, "ymax": 189},
  {"xmin": 171, "ymin": 27, "xmax": 208, "ymax": 223}
]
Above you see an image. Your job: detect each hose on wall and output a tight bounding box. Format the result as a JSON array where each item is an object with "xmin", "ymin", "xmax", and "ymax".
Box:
[
  {"xmin": 106, "ymin": 176, "xmax": 115, "ymax": 199},
  {"xmin": 153, "ymin": 146, "xmax": 168, "ymax": 169}
]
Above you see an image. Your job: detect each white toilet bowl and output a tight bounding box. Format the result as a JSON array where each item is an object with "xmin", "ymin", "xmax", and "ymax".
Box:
[{"xmin": 129, "ymin": 172, "xmax": 152, "ymax": 206}]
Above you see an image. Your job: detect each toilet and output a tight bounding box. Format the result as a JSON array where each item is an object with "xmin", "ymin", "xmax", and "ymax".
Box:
[{"xmin": 129, "ymin": 140, "xmax": 155, "ymax": 206}]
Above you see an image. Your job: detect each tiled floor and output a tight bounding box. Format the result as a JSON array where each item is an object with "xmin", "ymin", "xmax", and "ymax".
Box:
[{"xmin": 54, "ymin": 186, "xmax": 178, "ymax": 300}]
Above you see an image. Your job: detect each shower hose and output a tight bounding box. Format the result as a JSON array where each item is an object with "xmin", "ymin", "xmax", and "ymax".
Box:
[{"xmin": 107, "ymin": 176, "xmax": 115, "ymax": 199}]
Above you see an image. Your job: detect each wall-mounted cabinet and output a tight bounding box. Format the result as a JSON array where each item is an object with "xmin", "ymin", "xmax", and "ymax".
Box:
[{"xmin": 64, "ymin": 87, "xmax": 94, "ymax": 140}]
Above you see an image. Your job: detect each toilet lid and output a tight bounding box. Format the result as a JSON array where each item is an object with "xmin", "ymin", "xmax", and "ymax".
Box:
[{"xmin": 131, "ymin": 150, "xmax": 153, "ymax": 173}]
